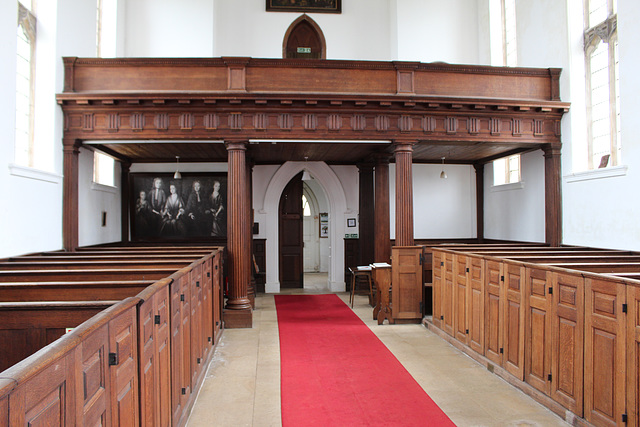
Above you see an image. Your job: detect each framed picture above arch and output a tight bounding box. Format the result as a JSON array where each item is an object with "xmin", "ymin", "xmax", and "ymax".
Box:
[{"xmin": 266, "ymin": 0, "xmax": 341, "ymax": 14}]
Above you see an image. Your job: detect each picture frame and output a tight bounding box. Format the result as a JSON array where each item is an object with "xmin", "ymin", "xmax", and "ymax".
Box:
[
  {"xmin": 347, "ymin": 218, "xmax": 356, "ymax": 228},
  {"xmin": 266, "ymin": 0, "xmax": 341, "ymax": 14},
  {"xmin": 130, "ymin": 173, "xmax": 227, "ymax": 241},
  {"xmin": 319, "ymin": 212, "xmax": 329, "ymax": 238}
]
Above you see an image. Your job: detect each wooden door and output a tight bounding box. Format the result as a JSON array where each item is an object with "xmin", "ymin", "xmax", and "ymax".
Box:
[
  {"xmin": 442, "ymin": 252, "xmax": 455, "ymax": 336},
  {"xmin": 284, "ymin": 19, "xmax": 324, "ymax": 59},
  {"xmin": 391, "ymin": 246, "xmax": 423, "ymax": 322},
  {"xmin": 485, "ymin": 260, "xmax": 503, "ymax": 365},
  {"xmin": 108, "ymin": 305, "xmax": 139, "ymax": 426},
  {"xmin": 279, "ymin": 173, "xmax": 303, "ymax": 288},
  {"xmin": 453, "ymin": 254, "xmax": 469, "ymax": 344},
  {"xmin": 524, "ymin": 267, "xmax": 552, "ymax": 395},
  {"xmin": 550, "ymin": 271, "xmax": 584, "ymax": 416},
  {"xmin": 627, "ymin": 284, "xmax": 640, "ymax": 427},
  {"xmin": 80, "ymin": 323, "xmax": 110, "ymax": 426},
  {"xmin": 190, "ymin": 265, "xmax": 203, "ymax": 387},
  {"xmin": 432, "ymin": 250, "xmax": 443, "ymax": 329},
  {"xmin": 584, "ymin": 277, "xmax": 626, "ymax": 427},
  {"xmin": 468, "ymin": 255, "xmax": 485, "ymax": 354},
  {"xmin": 503, "ymin": 262, "xmax": 525, "ymax": 380}
]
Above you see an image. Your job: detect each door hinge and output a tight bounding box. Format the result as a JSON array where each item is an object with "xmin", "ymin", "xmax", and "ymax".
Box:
[
  {"xmin": 500, "ymin": 275, "xmax": 504, "ymax": 282},
  {"xmin": 208, "ymin": 336, "xmax": 212, "ymax": 342},
  {"xmin": 466, "ymin": 267, "xmax": 469, "ymax": 273},
  {"xmin": 196, "ymin": 281, "xmax": 200, "ymax": 288},
  {"xmin": 181, "ymin": 388, "xmax": 187, "ymax": 395},
  {"xmin": 207, "ymin": 272, "xmax": 211, "ymax": 278},
  {"xmin": 441, "ymin": 261, "xmax": 444, "ymax": 266},
  {"xmin": 548, "ymin": 287, "xmax": 553, "ymax": 295},
  {"xmin": 215, "ymin": 265, "xmax": 218, "ymax": 270},
  {"xmin": 154, "ymin": 315, "xmax": 161, "ymax": 325},
  {"xmin": 108, "ymin": 352, "xmax": 118, "ymax": 366},
  {"xmin": 216, "ymin": 321, "xmax": 219, "ymax": 326},
  {"xmin": 499, "ymin": 348, "xmax": 504, "ymax": 354},
  {"xmin": 547, "ymin": 373, "xmax": 552, "ymax": 381},
  {"xmin": 466, "ymin": 329, "xmax": 469, "ymax": 334},
  {"xmin": 440, "ymin": 315, "xmax": 444, "ymax": 320},
  {"xmin": 622, "ymin": 413, "xmax": 628, "ymax": 423},
  {"xmin": 622, "ymin": 304, "xmax": 628, "ymax": 313},
  {"xmin": 197, "ymin": 358, "xmax": 201, "ymax": 364},
  {"xmin": 180, "ymin": 294, "xmax": 185, "ymax": 302}
]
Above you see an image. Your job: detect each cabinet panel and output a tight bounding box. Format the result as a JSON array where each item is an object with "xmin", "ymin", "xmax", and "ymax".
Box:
[
  {"xmin": 442, "ymin": 252, "xmax": 455, "ymax": 336},
  {"xmin": 524, "ymin": 267, "xmax": 551, "ymax": 395},
  {"xmin": 432, "ymin": 251, "xmax": 443, "ymax": 329},
  {"xmin": 627, "ymin": 285, "xmax": 640, "ymax": 427},
  {"xmin": 468, "ymin": 255, "xmax": 484, "ymax": 354},
  {"xmin": 503, "ymin": 262, "xmax": 525, "ymax": 380},
  {"xmin": 584, "ymin": 277, "xmax": 626, "ymax": 427},
  {"xmin": 550, "ymin": 272, "xmax": 584, "ymax": 416},
  {"xmin": 485, "ymin": 260, "xmax": 503, "ymax": 365},
  {"xmin": 454, "ymin": 254, "xmax": 469, "ymax": 344},
  {"xmin": 391, "ymin": 247, "xmax": 423, "ymax": 321}
]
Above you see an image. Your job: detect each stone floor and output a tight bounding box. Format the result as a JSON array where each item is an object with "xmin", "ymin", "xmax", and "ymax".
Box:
[{"xmin": 186, "ymin": 273, "xmax": 569, "ymax": 427}]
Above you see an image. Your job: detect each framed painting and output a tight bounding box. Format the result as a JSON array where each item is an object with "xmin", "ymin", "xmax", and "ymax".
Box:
[
  {"xmin": 319, "ymin": 212, "xmax": 329, "ymax": 238},
  {"xmin": 266, "ymin": 0, "xmax": 341, "ymax": 14},
  {"xmin": 130, "ymin": 173, "xmax": 227, "ymax": 241}
]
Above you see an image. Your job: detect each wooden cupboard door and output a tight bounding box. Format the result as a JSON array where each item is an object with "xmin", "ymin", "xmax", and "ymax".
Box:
[
  {"xmin": 155, "ymin": 286, "xmax": 172, "ymax": 427},
  {"xmin": 485, "ymin": 260, "xmax": 503, "ymax": 365},
  {"xmin": 584, "ymin": 277, "xmax": 626, "ymax": 427},
  {"xmin": 503, "ymin": 262, "xmax": 525, "ymax": 380},
  {"xmin": 443, "ymin": 252, "xmax": 455, "ymax": 336},
  {"xmin": 78, "ymin": 323, "xmax": 110, "ymax": 426},
  {"xmin": 108, "ymin": 305, "xmax": 139, "ymax": 427},
  {"xmin": 9, "ymin": 353, "xmax": 74, "ymax": 425},
  {"xmin": 190, "ymin": 265, "xmax": 203, "ymax": 387},
  {"xmin": 550, "ymin": 272, "xmax": 584, "ymax": 416},
  {"xmin": 432, "ymin": 251, "xmax": 443, "ymax": 329},
  {"xmin": 468, "ymin": 255, "xmax": 485, "ymax": 354},
  {"xmin": 202, "ymin": 259, "xmax": 214, "ymax": 353},
  {"xmin": 627, "ymin": 285, "xmax": 640, "ymax": 427},
  {"xmin": 391, "ymin": 246, "xmax": 423, "ymax": 321},
  {"xmin": 139, "ymin": 295, "xmax": 157, "ymax": 427},
  {"xmin": 524, "ymin": 267, "xmax": 552, "ymax": 395},
  {"xmin": 213, "ymin": 255, "xmax": 222, "ymax": 339},
  {"xmin": 170, "ymin": 278, "xmax": 183, "ymax": 426},
  {"xmin": 453, "ymin": 254, "xmax": 469, "ymax": 344}
]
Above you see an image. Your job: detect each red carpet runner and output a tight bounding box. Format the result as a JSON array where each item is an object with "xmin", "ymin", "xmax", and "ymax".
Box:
[{"xmin": 275, "ymin": 294, "xmax": 455, "ymax": 427}]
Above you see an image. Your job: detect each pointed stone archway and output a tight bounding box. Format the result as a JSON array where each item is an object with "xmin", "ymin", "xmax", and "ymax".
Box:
[{"xmin": 259, "ymin": 161, "xmax": 350, "ymax": 293}]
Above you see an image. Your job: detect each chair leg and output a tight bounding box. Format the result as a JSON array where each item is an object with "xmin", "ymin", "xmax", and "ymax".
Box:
[
  {"xmin": 367, "ymin": 275, "xmax": 373, "ymax": 306},
  {"xmin": 350, "ymin": 273, "xmax": 356, "ymax": 307}
]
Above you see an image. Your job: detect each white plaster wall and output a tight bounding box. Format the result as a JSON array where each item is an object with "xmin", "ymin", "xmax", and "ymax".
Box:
[
  {"xmin": 562, "ymin": 0, "xmax": 640, "ymax": 251},
  {"xmin": 78, "ymin": 148, "xmax": 122, "ymax": 247},
  {"xmin": 395, "ymin": 0, "xmax": 479, "ymax": 64},
  {"xmin": 484, "ymin": 150, "xmax": 545, "ymax": 242},
  {"xmin": 124, "ymin": 0, "xmax": 214, "ymax": 57},
  {"xmin": 390, "ymin": 163, "xmax": 476, "ymax": 240}
]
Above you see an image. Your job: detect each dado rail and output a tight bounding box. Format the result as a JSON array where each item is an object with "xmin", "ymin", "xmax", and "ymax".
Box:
[
  {"xmin": 427, "ymin": 244, "xmax": 640, "ymax": 427},
  {"xmin": 0, "ymin": 245, "xmax": 223, "ymax": 426}
]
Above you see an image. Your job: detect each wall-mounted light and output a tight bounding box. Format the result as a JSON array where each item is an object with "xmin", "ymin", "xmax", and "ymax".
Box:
[
  {"xmin": 440, "ymin": 156, "xmax": 447, "ymax": 179},
  {"xmin": 302, "ymin": 156, "xmax": 313, "ymax": 181},
  {"xmin": 174, "ymin": 156, "xmax": 182, "ymax": 179}
]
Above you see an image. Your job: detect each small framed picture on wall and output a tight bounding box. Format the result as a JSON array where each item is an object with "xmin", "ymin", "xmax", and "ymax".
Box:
[
  {"xmin": 347, "ymin": 218, "xmax": 356, "ymax": 228},
  {"xmin": 319, "ymin": 212, "xmax": 329, "ymax": 238}
]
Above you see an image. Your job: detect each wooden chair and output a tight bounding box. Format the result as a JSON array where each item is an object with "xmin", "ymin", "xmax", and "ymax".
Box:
[{"xmin": 348, "ymin": 266, "xmax": 373, "ymax": 308}]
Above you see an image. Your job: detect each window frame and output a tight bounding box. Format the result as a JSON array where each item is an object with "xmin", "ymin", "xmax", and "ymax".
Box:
[
  {"xmin": 584, "ymin": 0, "xmax": 619, "ymax": 169},
  {"xmin": 493, "ymin": 154, "xmax": 521, "ymax": 187},
  {"xmin": 93, "ymin": 151, "xmax": 116, "ymax": 187},
  {"xmin": 15, "ymin": 1, "xmax": 37, "ymax": 167}
]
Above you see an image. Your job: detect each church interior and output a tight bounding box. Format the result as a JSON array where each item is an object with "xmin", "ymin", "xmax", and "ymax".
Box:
[{"xmin": 1, "ymin": 0, "xmax": 639, "ymax": 425}]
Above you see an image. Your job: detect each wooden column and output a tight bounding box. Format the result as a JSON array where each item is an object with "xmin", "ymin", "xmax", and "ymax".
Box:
[
  {"xmin": 247, "ymin": 160, "xmax": 255, "ymax": 308},
  {"xmin": 394, "ymin": 140, "xmax": 415, "ymax": 247},
  {"xmin": 121, "ymin": 161, "xmax": 131, "ymax": 243},
  {"xmin": 543, "ymin": 144, "xmax": 563, "ymax": 247},
  {"xmin": 224, "ymin": 141, "xmax": 252, "ymax": 328},
  {"xmin": 357, "ymin": 163, "xmax": 375, "ymax": 266},
  {"xmin": 374, "ymin": 155, "xmax": 391, "ymax": 263},
  {"xmin": 474, "ymin": 163, "xmax": 484, "ymax": 243},
  {"xmin": 63, "ymin": 139, "xmax": 81, "ymax": 251}
]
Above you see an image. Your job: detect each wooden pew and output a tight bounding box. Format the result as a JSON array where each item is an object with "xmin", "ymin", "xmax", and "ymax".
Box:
[
  {"xmin": 428, "ymin": 244, "xmax": 640, "ymax": 427},
  {"xmin": 0, "ymin": 300, "xmax": 118, "ymax": 372},
  {"xmin": 0, "ymin": 280, "xmax": 153, "ymax": 302},
  {"xmin": 0, "ymin": 247, "xmax": 225, "ymax": 427},
  {"xmin": 0, "ymin": 267, "xmax": 177, "ymax": 282}
]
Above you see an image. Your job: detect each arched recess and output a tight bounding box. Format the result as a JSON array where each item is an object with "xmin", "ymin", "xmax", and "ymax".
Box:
[
  {"xmin": 283, "ymin": 15, "xmax": 327, "ymax": 59},
  {"xmin": 261, "ymin": 161, "xmax": 349, "ymax": 293}
]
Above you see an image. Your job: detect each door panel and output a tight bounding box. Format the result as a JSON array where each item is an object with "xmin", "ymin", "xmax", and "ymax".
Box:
[
  {"xmin": 279, "ymin": 173, "xmax": 303, "ymax": 288},
  {"xmin": 468, "ymin": 255, "xmax": 485, "ymax": 354},
  {"xmin": 524, "ymin": 267, "xmax": 551, "ymax": 395},
  {"xmin": 391, "ymin": 246, "xmax": 423, "ymax": 321},
  {"xmin": 485, "ymin": 260, "xmax": 503, "ymax": 365}
]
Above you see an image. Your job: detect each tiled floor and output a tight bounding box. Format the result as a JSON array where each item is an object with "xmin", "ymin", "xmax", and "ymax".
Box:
[{"xmin": 187, "ymin": 274, "xmax": 569, "ymax": 427}]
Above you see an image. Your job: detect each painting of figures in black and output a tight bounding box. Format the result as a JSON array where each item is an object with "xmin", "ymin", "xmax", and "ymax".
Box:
[{"xmin": 131, "ymin": 173, "xmax": 227, "ymax": 240}]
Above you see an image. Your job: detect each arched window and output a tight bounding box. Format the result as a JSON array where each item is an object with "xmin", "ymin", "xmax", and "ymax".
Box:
[{"xmin": 283, "ymin": 15, "xmax": 326, "ymax": 59}]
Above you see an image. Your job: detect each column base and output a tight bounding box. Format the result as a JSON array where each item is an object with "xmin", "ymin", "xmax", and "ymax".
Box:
[{"xmin": 223, "ymin": 308, "xmax": 253, "ymax": 328}]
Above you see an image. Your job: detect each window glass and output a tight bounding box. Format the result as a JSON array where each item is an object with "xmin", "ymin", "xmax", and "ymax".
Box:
[
  {"xmin": 94, "ymin": 152, "xmax": 115, "ymax": 186},
  {"xmin": 493, "ymin": 154, "xmax": 521, "ymax": 186},
  {"xmin": 302, "ymin": 195, "xmax": 311, "ymax": 217}
]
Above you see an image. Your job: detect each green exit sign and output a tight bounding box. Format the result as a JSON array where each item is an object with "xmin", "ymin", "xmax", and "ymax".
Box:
[{"xmin": 297, "ymin": 47, "xmax": 311, "ymax": 53}]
